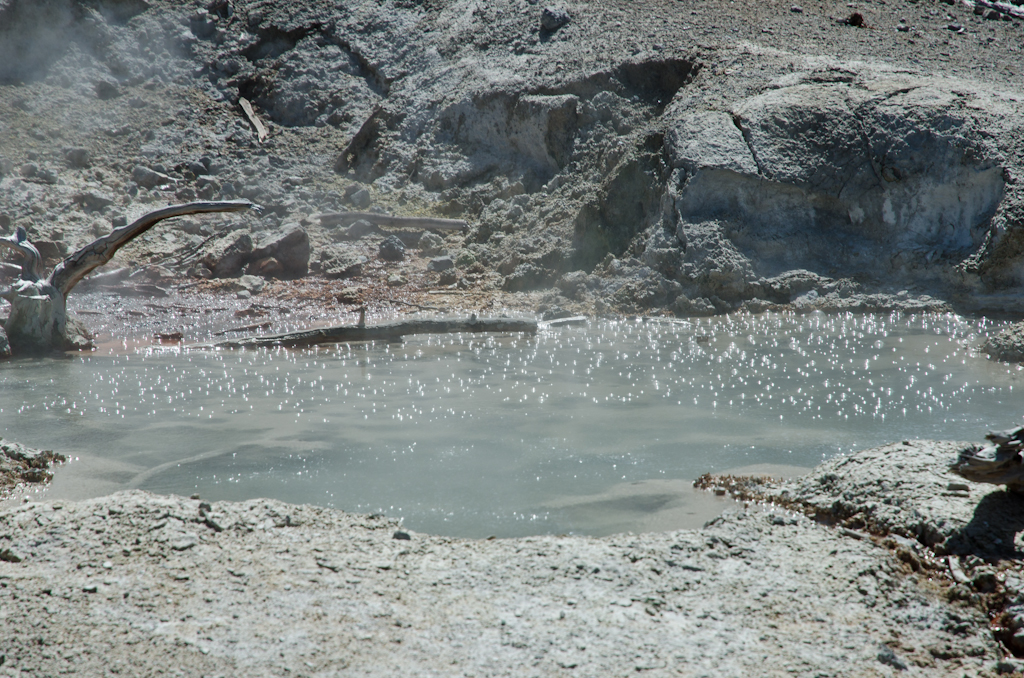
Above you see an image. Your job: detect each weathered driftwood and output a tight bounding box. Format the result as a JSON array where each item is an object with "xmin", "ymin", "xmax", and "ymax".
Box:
[
  {"xmin": 951, "ymin": 426, "xmax": 1024, "ymax": 492},
  {"xmin": 319, "ymin": 211, "xmax": 467, "ymax": 231},
  {"xmin": 0, "ymin": 200, "xmax": 260, "ymax": 355},
  {"xmin": 238, "ymin": 97, "xmax": 268, "ymax": 143},
  {"xmin": 201, "ymin": 316, "xmax": 538, "ymax": 350}
]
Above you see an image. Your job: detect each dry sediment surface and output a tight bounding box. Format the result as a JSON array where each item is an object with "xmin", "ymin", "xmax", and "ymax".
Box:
[{"xmin": 2, "ymin": 442, "xmax": 1023, "ymax": 677}]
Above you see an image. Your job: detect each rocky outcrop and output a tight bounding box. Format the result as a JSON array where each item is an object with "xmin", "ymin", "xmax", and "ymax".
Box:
[
  {"xmin": 0, "ymin": 439, "xmax": 65, "ymax": 492},
  {"xmin": 0, "ymin": 0, "xmax": 1023, "ymax": 321},
  {"xmin": 983, "ymin": 321, "xmax": 1024, "ymax": 362},
  {"xmin": 650, "ymin": 64, "xmax": 1022, "ymax": 314}
]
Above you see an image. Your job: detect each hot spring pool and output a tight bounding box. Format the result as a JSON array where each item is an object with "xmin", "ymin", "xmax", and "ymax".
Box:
[{"xmin": 1, "ymin": 311, "xmax": 1020, "ymax": 537}]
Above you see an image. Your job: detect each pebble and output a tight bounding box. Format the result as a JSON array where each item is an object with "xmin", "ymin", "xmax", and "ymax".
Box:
[
  {"xmin": 378, "ymin": 235, "xmax": 406, "ymax": 261},
  {"xmin": 345, "ymin": 219, "xmax": 381, "ymax": 239},
  {"xmin": 541, "ymin": 6, "xmax": 570, "ymax": 31},
  {"xmin": 64, "ymin": 147, "xmax": 91, "ymax": 168},
  {"xmin": 94, "ymin": 80, "xmax": 121, "ymax": 100},
  {"xmin": 427, "ymin": 255, "xmax": 454, "ymax": 272},
  {"xmin": 348, "ymin": 187, "xmax": 372, "ymax": 210}
]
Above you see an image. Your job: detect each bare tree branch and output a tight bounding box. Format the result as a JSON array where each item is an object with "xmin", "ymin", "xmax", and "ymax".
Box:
[
  {"xmin": 49, "ymin": 200, "xmax": 261, "ymax": 296},
  {"xmin": 0, "ymin": 227, "xmax": 43, "ymax": 282}
]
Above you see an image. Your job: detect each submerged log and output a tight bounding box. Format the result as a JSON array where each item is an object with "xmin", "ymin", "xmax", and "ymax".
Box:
[
  {"xmin": 951, "ymin": 426, "xmax": 1024, "ymax": 492},
  {"xmin": 0, "ymin": 200, "xmax": 260, "ymax": 355},
  {"xmin": 201, "ymin": 316, "xmax": 538, "ymax": 349}
]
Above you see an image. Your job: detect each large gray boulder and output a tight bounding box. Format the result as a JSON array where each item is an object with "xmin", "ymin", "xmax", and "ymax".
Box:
[{"xmin": 656, "ymin": 62, "xmax": 1024, "ymax": 313}]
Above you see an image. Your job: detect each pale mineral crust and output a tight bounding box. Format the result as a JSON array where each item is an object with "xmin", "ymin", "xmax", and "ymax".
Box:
[{"xmin": 1, "ymin": 441, "xmax": 1020, "ymax": 676}]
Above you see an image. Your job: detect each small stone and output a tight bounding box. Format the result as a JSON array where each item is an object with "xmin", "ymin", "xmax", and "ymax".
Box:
[
  {"xmin": 94, "ymin": 80, "xmax": 121, "ymax": 100},
  {"xmin": 36, "ymin": 168, "xmax": 58, "ymax": 184},
  {"xmin": 337, "ymin": 287, "xmax": 362, "ymax": 303},
  {"xmin": 19, "ymin": 162, "xmax": 38, "ymax": 178},
  {"xmin": 790, "ymin": 5, "xmax": 803, "ymax": 12},
  {"xmin": 393, "ymin": 531, "xmax": 411, "ymax": 540},
  {"xmin": 387, "ymin": 274, "xmax": 406, "ymax": 286},
  {"xmin": 345, "ymin": 219, "xmax": 381, "ymax": 240},
  {"xmin": 973, "ymin": 569, "xmax": 998, "ymax": 593},
  {"xmin": 438, "ymin": 269, "xmax": 457, "ymax": 286},
  {"xmin": 236, "ymin": 290, "xmax": 251, "ymax": 299},
  {"xmin": 349, "ymin": 187, "xmax": 372, "ymax": 209},
  {"xmin": 418, "ymin": 232, "xmax": 445, "ymax": 255},
  {"xmin": 427, "ymin": 255, "xmax": 454, "ymax": 272},
  {"xmin": 75, "ymin": 191, "xmax": 115, "ymax": 211},
  {"xmin": 0, "ymin": 547, "xmax": 22, "ymax": 563},
  {"xmin": 83, "ymin": 584, "xmax": 98, "ymax": 593},
  {"xmin": 132, "ymin": 165, "xmax": 176, "ymax": 189},
  {"xmin": 379, "ymin": 235, "xmax": 406, "ymax": 262},
  {"xmin": 246, "ymin": 256, "xmax": 284, "ymax": 278},
  {"xmin": 455, "ymin": 249, "xmax": 477, "ymax": 268},
  {"xmin": 251, "ymin": 224, "xmax": 310, "ymax": 277},
  {"xmin": 171, "ymin": 536, "xmax": 198, "ymax": 551},
  {"xmin": 65, "ymin": 147, "xmax": 91, "ymax": 168},
  {"xmin": 540, "ymin": 6, "xmax": 570, "ymax": 31},
  {"xmin": 876, "ymin": 646, "xmax": 907, "ymax": 671}
]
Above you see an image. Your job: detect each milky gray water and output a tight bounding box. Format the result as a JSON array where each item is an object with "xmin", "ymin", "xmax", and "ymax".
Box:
[{"xmin": 1, "ymin": 312, "xmax": 1020, "ymax": 537}]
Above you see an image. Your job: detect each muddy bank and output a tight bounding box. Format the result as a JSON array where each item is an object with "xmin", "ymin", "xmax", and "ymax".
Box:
[
  {"xmin": 0, "ymin": 439, "xmax": 65, "ymax": 496},
  {"xmin": 1, "ymin": 440, "xmax": 1022, "ymax": 676}
]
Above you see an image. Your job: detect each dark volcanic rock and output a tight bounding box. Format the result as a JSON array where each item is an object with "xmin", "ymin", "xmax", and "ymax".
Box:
[{"xmin": 378, "ymin": 235, "xmax": 406, "ymax": 262}]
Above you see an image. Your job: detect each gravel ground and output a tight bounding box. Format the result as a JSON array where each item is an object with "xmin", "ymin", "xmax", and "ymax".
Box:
[{"xmin": 1, "ymin": 440, "xmax": 1022, "ymax": 677}]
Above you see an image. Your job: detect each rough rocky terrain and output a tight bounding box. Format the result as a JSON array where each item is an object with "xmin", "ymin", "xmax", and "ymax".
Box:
[
  {"xmin": 0, "ymin": 439, "xmax": 65, "ymax": 495},
  {"xmin": 3, "ymin": 0, "xmax": 1024, "ymax": 675},
  {"xmin": 2, "ymin": 440, "xmax": 1023, "ymax": 677},
  {"xmin": 1, "ymin": 0, "xmax": 1024, "ymax": 350},
  {"xmin": 985, "ymin": 321, "xmax": 1024, "ymax": 362}
]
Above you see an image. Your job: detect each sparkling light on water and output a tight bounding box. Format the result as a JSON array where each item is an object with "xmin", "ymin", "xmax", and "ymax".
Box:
[{"xmin": 0, "ymin": 311, "xmax": 1020, "ymax": 537}]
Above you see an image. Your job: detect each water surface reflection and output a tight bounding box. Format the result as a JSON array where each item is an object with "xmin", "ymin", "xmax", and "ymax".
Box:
[{"xmin": 1, "ymin": 312, "xmax": 1019, "ymax": 537}]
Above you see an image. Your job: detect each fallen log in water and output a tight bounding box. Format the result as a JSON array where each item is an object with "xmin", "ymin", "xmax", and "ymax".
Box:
[{"xmin": 200, "ymin": 316, "xmax": 538, "ymax": 349}]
